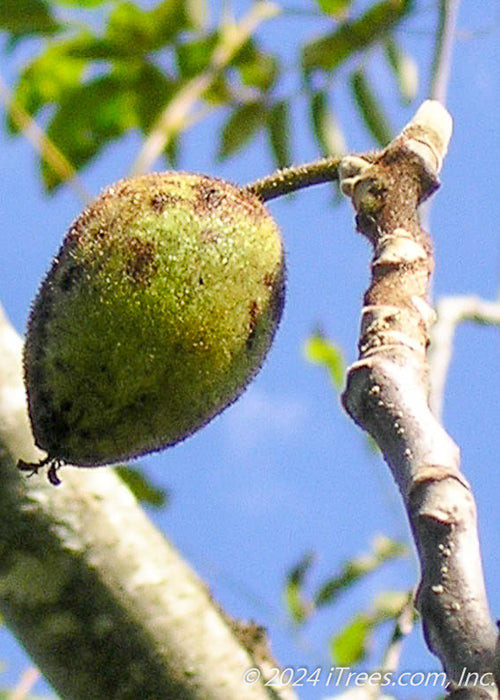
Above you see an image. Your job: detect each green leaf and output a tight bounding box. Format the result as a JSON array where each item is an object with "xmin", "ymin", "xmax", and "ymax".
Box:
[
  {"xmin": 233, "ymin": 39, "xmax": 278, "ymax": 91},
  {"xmin": 316, "ymin": 0, "xmax": 352, "ymax": 18},
  {"xmin": 373, "ymin": 590, "xmax": 411, "ymax": 620},
  {"xmin": 66, "ymin": 1, "xmax": 195, "ymax": 61},
  {"xmin": 67, "ymin": 0, "xmax": 189, "ymax": 62},
  {"xmin": 310, "ymin": 90, "xmax": 346, "ymax": 157},
  {"xmin": 284, "ymin": 552, "xmax": 315, "ymax": 624},
  {"xmin": 115, "ymin": 466, "xmax": 169, "ymax": 509},
  {"xmin": 54, "ymin": 0, "xmax": 108, "ymax": 6},
  {"xmin": 176, "ymin": 34, "xmax": 232, "ymax": 104},
  {"xmin": 288, "ymin": 551, "xmax": 315, "ymax": 587},
  {"xmin": 218, "ymin": 101, "xmax": 266, "ymax": 160},
  {"xmin": 176, "ymin": 34, "xmax": 218, "ymax": 79},
  {"xmin": 65, "ymin": 34, "xmax": 140, "ymax": 61},
  {"xmin": 165, "ymin": 131, "xmax": 181, "ymax": 167},
  {"xmin": 106, "ymin": 2, "xmax": 165, "ymax": 55},
  {"xmin": 315, "ymin": 536, "xmax": 407, "ymax": 608},
  {"xmin": 350, "ymin": 68, "xmax": 393, "ymax": 146},
  {"xmin": 184, "ymin": 0, "xmax": 207, "ymax": 31},
  {"xmin": 0, "ymin": 0, "xmax": 60, "ymax": 37},
  {"xmin": 134, "ymin": 62, "xmax": 176, "ymax": 133},
  {"xmin": 41, "ymin": 74, "xmax": 136, "ymax": 190},
  {"xmin": 331, "ymin": 590, "xmax": 412, "ymax": 665},
  {"xmin": 284, "ymin": 580, "xmax": 310, "ymax": 625},
  {"xmin": 304, "ymin": 331, "xmax": 345, "ymax": 390},
  {"xmin": 331, "ymin": 613, "xmax": 372, "ymax": 665},
  {"xmin": 372, "ymin": 533, "xmax": 407, "ymax": 560},
  {"xmin": 267, "ymin": 100, "xmax": 291, "ymax": 170},
  {"xmin": 302, "ymin": 0, "xmax": 413, "ymax": 73},
  {"xmin": 7, "ymin": 42, "xmax": 86, "ymax": 131},
  {"xmin": 385, "ymin": 37, "xmax": 418, "ymax": 104}
]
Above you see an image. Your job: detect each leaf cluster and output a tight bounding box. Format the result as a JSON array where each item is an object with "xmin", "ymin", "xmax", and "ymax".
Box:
[
  {"xmin": 0, "ymin": 0, "xmax": 419, "ymax": 192},
  {"xmin": 283, "ymin": 535, "xmax": 413, "ymax": 667}
]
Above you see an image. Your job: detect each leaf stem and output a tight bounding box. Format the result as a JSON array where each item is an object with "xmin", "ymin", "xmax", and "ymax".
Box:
[{"xmin": 245, "ymin": 156, "xmax": 341, "ymax": 201}]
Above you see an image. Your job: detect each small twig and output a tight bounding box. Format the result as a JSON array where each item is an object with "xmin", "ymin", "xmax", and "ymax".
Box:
[
  {"xmin": 421, "ymin": 0, "xmax": 460, "ymax": 230},
  {"xmin": 8, "ymin": 667, "xmax": 41, "ymax": 700},
  {"xmin": 429, "ymin": 0, "xmax": 461, "ymax": 104},
  {"xmin": 379, "ymin": 594, "xmax": 416, "ymax": 677},
  {"xmin": 130, "ymin": 2, "xmax": 279, "ymax": 176},
  {"xmin": 428, "ymin": 296, "xmax": 500, "ymax": 419},
  {"xmin": 0, "ymin": 71, "xmax": 89, "ymax": 204},
  {"xmin": 245, "ymin": 156, "xmax": 341, "ymax": 201}
]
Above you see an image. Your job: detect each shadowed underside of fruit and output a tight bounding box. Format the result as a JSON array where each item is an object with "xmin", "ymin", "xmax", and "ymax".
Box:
[{"xmin": 23, "ymin": 172, "xmax": 285, "ymax": 467}]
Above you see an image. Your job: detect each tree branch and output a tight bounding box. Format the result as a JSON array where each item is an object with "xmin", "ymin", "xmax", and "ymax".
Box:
[
  {"xmin": 0, "ymin": 302, "xmax": 295, "ymax": 700},
  {"xmin": 428, "ymin": 295, "xmax": 500, "ymax": 419},
  {"xmin": 339, "ymin": 101, "xmax": 497, "ymax": 694}
]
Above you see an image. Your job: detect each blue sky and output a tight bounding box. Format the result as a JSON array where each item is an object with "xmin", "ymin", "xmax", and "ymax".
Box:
[{"xmin": 1, "ymin": 1, "xmax": 500, "ymax": 697}]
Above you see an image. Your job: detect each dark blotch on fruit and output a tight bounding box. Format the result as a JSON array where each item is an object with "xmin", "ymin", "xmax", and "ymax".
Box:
[
  {"xmin": 246, "ymin": 301, "xmax": 260, "ymax": 351},
  {"xmin": 124, "ymin": 237, "xmax": 157, "ymax": 286},
  {"xmin": 194, "ymin": 181, "xmax": 227, "ymax": 214},
  {"xmin": 150, "ymin": 192, "xmax": 181, "ymax": 214},
  {"xmin": 59, "ymin": 263, "xmax": 85, "ymax": 292}
]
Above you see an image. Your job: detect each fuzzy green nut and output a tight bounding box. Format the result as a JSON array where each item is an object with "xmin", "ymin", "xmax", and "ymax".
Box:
[{"xmin": 23, "ymin": 172, "xmax": 285, "ymax": 474}]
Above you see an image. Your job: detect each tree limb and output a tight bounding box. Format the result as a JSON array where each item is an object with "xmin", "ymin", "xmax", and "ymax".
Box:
[
  {"xmin": 339, "ymin": 101, "xmax": 497, "ymax": 695},
  {"xmin": 0, "ymin": 302, "xmax": 295, "ymax": 700},
  {"xmin": 429, "ymin": 295, "xmax": 500, "ymax": 419}
]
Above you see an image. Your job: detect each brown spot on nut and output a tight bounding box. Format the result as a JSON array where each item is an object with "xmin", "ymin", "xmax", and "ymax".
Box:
[
  {"xmin": 150, "ymin": 192, "xmax": 181, "ymax": 214},
  {"xmin": 124, "ymin": 238, "xmax": 157, "ymax": 285}
]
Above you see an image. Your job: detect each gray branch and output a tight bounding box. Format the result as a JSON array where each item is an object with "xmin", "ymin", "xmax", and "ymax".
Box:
[
  {"xmin": 339, "ymin": 101, "xmax": 497, "ymax": 696},
  {"xmin": 0, "ymin": 302, "xmax": 295, "ymax": 699},
  {"xmin": 429, "ymin": 295, "xmax": 500, "ymax": 419}
]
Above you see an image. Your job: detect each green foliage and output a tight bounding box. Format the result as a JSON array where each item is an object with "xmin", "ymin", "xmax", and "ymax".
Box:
[
  {"xmin": 6, "ymin": 42, "xmax": 85, "ymax": 129},
  {"xmin": 267, "ymin": 100, "xmax": 292, "ymax": 169},
  {"xmin": 350, "ymin": 67, "xmax": 393, "ymax": 147},
  {"xmin": 218, "ymin": 100, "xmax": 267, "ymax": 160},
  {"xmin": 0, "ymin": 0, "xmax": 418, "ymax": 192},
  {"xmin": 115, "ymin": 466, "xmax": 169, "ymax": 509},
  {"xmin": 41, "ymin": 72, "xmax": 137, "ymax": 189},
  {"xmin": 331, "ymin": 611, "xmax": 373, "ymax": 665},
  {"xmin": 233, "ymin": 38, "xmax": 279, "ymax": 91},
  {"xmin": 330, "ymin": 590, "xmax": 412, "ymax": 665},
  {"xmin": 302, "ymin": 0, "xmax": 413, "ymax": 73},
  {"xmin": 284, "ymin": 535, "xmax": 407, "ymax": 625},
  {"xmin": 283, "ymin": 551, "xmax": 315, "ymax": 624},
  {"xmin": 385, "ymin": 37, "xmax": 419, "ymax": 104},
  {"xmin": 316, "ymin": 0, "xmax": 352, "ymax": 19},
  {"xmin": 3, "ymin": 0, "xmax": 205, "ymax": 189},
  {"xmin": 310, "ymin": 90, "xmax": 346, "ymax": 157},
  {"xmin": 0, "ymin": 0, "xmax": 60, "ymax": 39},
  {"xmin": 315, "ymin": 535, "xmax": 407, "ymax": 608},
  {"xmin": 283, "ymin": 537, "xmax": 414, "ymax": 674},
  {"xmin": 55, "ymin": 0, "xmax": 109, "ymax": 6},
  {"xmin": 304, "ymin": 331, "xmax": 345, "ymax": 390}
]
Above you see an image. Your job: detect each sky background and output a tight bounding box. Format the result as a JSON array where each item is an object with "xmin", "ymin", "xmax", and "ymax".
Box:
[{"xmin": 1, "ymin": 1, "xmax": 500, "ymax": 698}]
